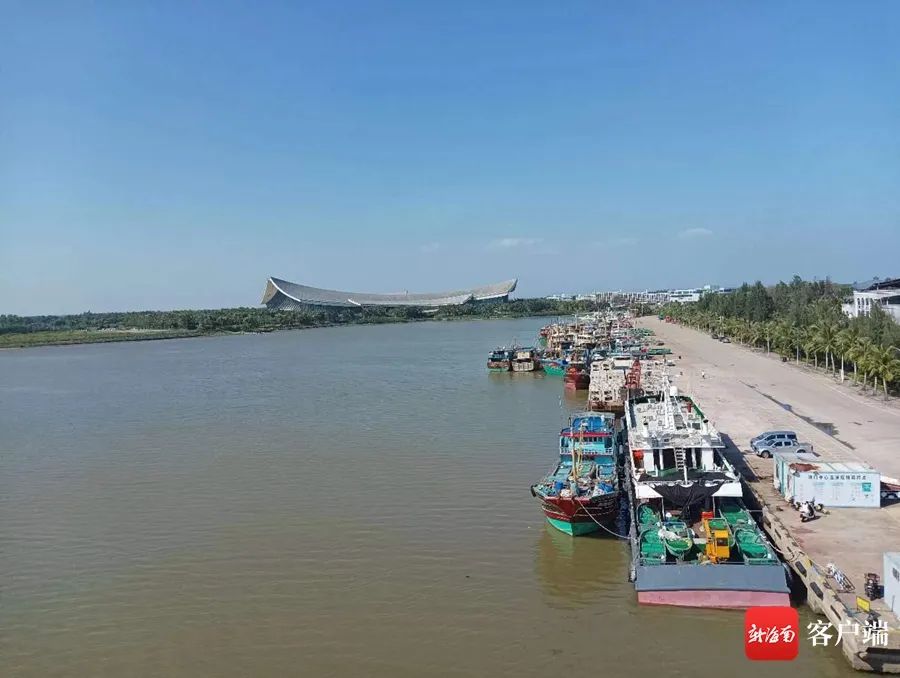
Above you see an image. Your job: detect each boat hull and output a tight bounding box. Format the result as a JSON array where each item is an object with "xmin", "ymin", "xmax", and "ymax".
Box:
[
  {"xmin": 539, "ymin": 495, "xmax": 619, "ymax": 536},
  {"xmin": 546, "ymin": 517, "xmax": 602, "ymax": 536},
  {"xmin": 487, "ymin": 361, "xmax": 510, "ymax": 371},
  {"xmin": 633, "ymin": 562, "xmax": 790, "ymax": 609},
  {"xmin": 637, "ymin": 590, "xmax": 790, "ymax": 609},
  {"xmin": 564, "ymin": 378, "xmax": 590, "ymax": 390},
  {"xmin": 543, "ymin": 363, "xmax": 565, "ymax": 376}
]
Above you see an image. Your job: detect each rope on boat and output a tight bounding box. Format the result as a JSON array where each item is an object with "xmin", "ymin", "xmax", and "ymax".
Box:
[{"xmin": 579, "ymin": 502, "xmax": 629, "ymax": 540}]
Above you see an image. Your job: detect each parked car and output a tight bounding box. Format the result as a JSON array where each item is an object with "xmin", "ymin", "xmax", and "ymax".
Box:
[
  {"xmin": 750, "ymin": 430, "xmax": 797, "ymax": 450},
  {"xmin": 754, "ymin": 439, "xmax": 813, "ymax": 458},
  {"xmin": 721, "ymin": 337, "xmax": 731, "ymax": 343}
]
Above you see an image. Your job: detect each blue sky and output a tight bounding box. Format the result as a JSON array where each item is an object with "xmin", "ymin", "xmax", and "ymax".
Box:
[{"xmin": 2, "ymin": 2, "xmax": 899, "ymax": 314}]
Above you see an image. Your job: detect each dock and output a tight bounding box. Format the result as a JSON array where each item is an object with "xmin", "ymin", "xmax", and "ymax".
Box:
[{"xmin": 637, "ymin": 316, "xmax": 900, "ymax": 672}]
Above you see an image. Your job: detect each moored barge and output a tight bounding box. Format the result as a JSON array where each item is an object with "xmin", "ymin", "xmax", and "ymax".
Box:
[{"xmin": 626, "ymin": 387, "xmax": 789, "ymax": 608}]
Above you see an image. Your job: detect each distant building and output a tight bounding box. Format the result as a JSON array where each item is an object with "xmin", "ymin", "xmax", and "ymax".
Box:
[
  {"xmin": 574, "ymin": 284, "xmax": 727, "ymax": 306},
  {"xmin": 842, "ymin": 277, "xmax": 900, "ymax": 322},
  {"xmin": 667, "ymin": 285, "xmax": 729, "ymax": 303},
  {"xmin": 668, "ymin": 289, "xmax": 703, "ymax": 304},
  {"xmin": 261, "ymin": 277, "xmax": 517, "ymax": 310}
]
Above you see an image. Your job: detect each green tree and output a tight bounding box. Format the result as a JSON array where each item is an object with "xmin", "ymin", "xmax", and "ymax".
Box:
[
  {"xmin": 811, "ymin": 319, "xmax": 841, "ymax": 375},
  {"xmin": 868, "ymin": 345, "xmax": 900, "ymax": 399},
  {"xmin": 834, "ymin": 326, "xmax": 858, "ymax": 382}
]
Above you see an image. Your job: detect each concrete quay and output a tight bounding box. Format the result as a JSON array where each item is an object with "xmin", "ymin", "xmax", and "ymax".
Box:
[{"xmin": 637, "ymin": 317, "xmax": 900, "ymax": 672}]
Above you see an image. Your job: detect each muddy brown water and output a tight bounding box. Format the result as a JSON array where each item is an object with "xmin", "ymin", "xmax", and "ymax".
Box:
[{"xmin": 1, "ymin": 319, "xmax": 854, "ymax": 677}]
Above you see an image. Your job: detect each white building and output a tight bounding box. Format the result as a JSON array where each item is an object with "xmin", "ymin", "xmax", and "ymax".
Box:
[
  {"xmin": 668, "ymin": 289, "xmax": 702, "ymax": 303},
  {"xmin": 666, "ymin": 284, "xmax": 728, "ymax": 304},
  {"xmin": 842, "ymin": 278, "xmax": 900, "ymax": 322}
]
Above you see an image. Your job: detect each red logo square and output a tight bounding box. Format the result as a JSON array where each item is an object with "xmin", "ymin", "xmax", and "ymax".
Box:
[{"xmin": 745, "ymin": 606, "xmax": 799, "ymax": 661}]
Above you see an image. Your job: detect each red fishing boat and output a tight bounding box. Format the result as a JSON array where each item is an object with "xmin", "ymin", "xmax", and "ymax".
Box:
[{"xmin": 564, "ymin": 365, "xmax": 590, "ymax": 390}]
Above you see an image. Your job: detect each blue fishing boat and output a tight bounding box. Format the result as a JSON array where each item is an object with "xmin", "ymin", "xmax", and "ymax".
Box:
[{"xmin": 531, "ymin": 412, "xmax": 621, "ymax": 536}]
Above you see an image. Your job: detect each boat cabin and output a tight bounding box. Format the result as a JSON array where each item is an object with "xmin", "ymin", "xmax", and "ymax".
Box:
[{"xmin": 626, "ymin": 390, "xmax": 740, "ymax": 501}]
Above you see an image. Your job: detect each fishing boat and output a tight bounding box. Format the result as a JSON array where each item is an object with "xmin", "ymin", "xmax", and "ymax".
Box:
[
  {"xmin": 733, "ymin": 527, "xmax": 778, "ymax": 565},
  {"xmin": 637, "ymin": 503, "xmax": 660, "ymax": 530},
  {"xmin": 639, "ymin": 528, "xmax": 667, "ymax": 565},
  {"xmin": 511, "ymin": 347, "xmax": 542, "ymax": 372},
  {"xmin": 637, "ymin": 504, "xmax": 666, "ymax": 564},
  {"xmin": 531, "ymin": 412, "xmax": 620, "ymax": 536},
  {"xmin": 486, "ymin": 348, "xmax": 512, "ymax": 371},
  {"xmin": 659, "ymin": 520, "xmax": 693, "ymax": 560},
  {"xmin": 541, "ymin": 354, "xmax": 567, "ymax": 376},
  {"xmin": 563, "ymin": 364, "xmax": 590, "ymax": 390},
  {"xmin": 587, "ymin": 358, "xmax": 627, "ymax": 413},
  {"xmin": 719, "ymin": 501, "xmax": 753, "ymax": 528},
  {"xmin": 717, "ymin": 499, "xmax": 779, "ymax": 565},
  {"xmin": 626, "ymin": 387, "xmax": 790, "ymax": 608}
]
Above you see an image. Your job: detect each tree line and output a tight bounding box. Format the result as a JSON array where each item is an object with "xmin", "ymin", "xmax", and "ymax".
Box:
[
  {"xmin": 661, "ymin": 277, "xmax": 900, "ymax": 398},
  {"xmin": 0, "ymin": 298, "xmax": 606, "ymax": 343}
]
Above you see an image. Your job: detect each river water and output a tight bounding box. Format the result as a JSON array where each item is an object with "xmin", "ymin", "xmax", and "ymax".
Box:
[{"xmin": 1, "ymin": 318, "xmax": 853, "ymax": 677}]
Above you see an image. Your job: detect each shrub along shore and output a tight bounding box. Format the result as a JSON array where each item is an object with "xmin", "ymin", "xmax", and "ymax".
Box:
[{"xmin": 0, "ymin": 298, "xmax": 602, "ymax": 349}]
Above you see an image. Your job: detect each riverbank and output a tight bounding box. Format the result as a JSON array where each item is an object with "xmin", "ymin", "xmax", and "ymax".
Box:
[
  {"xmin": 0, "ymin": 300, "xmax": 593, "ymax": 349},
  {"xmin": 0, "ymin": 328, "xmax": 204, "ymax": 349}
]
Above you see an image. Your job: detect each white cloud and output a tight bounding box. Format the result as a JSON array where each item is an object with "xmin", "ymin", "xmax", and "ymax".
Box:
[
  {"xmin": 678, "ymin": 228, "xmax": 713, "ymax": 239},
  {"xmin": 419, "ymin": 242, "xmax": 441, "ymax": 253},
  {"xmin": 488, "ymin": 237, "xmax": 543, "ymax": 250}
]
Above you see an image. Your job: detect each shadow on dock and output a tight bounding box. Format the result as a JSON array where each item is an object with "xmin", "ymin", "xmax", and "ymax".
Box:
[{"xmin": 720, "ymin": 432, "xmax": 760, "ymax": 483}]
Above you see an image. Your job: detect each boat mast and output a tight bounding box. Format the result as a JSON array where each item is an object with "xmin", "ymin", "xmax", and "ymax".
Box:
[{"xmin": 570, "ymin": 419, "xmax": 587, "ymax": 482}]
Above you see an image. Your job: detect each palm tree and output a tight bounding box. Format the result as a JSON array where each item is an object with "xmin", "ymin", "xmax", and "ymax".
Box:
[
  {"xmin": 834, "ymin": 326, "xmax": 858, "ymax": 382},
  {"xmin": 848, "ymin": 337, "xmax": 874, "ymax": 388},
  {"xmin": 762, "ymin": 321, "xmax": 776, "ymax": 354},
  {"xmin": 720, "ymin": 316, "xmax": 734, "ymax": 340},
  {"xmin": 802, "ymin": 329, "xmax": 820, "ymax": 368},
  {"xmin": 868, "ymin": 345, "xmax": 900, "ymax": 399},
  {"xmin": 788, "ymin": 324, "xmax": 804, "ymax": 364},
  {"xmin": 772, "ymin": 320, "xmax": 793, "ymax": 359},
  {"xmin": 748, "ymin": 321, "xmax": 764, "ymax": 351},
  {"xmin": 812, "ymin": 320, "xmax": 840, "ymax": 375}
]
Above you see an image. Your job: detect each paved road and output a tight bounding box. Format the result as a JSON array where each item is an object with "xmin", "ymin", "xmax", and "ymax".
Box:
[
  {"xmin": 638, "ymin": 316, "xmax": 900, "ymax": 590},
  {"xmin": 639, "ymin": 317, "xmax": 900, "ymax": 478}
]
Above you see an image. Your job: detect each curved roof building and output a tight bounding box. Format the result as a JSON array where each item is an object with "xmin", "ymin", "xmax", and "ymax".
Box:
[{"xmin": 261, "ymin": 277, "xmax": 517, "ymax": 310}]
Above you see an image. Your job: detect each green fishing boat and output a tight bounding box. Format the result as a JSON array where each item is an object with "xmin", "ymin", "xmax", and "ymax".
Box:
[
  {"xmin": 640, "ymin": 528, "xmax": 667, "ymax": 564},
  {"xmin": 542, "ymin": 358, "xmax": 566, "ymax": 376},
  {"xmin": 660, "ymin": 520, "xmax": 694, "ymax": 560},
  {"xmin": 719, "ymin": 501, "xmax": 753, "ymax": 528},
  {"xmin": 734, "ymin": 527, "xmax": 778, "ymax": 565},
  {"xmin": 638, "ymin": 503, "xmax": 660, "ymax": 530}
]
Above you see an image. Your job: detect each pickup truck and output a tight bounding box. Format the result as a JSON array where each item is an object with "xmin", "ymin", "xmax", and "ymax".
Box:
[{"xmin": 754, "ymin": 439, "xmax": 813, "ymax": 458}]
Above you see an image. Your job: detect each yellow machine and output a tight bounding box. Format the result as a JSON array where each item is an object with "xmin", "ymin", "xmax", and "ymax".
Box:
[{"xmin": 702, "ymin": 516, "xmax": 732, "ymax": 563}]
